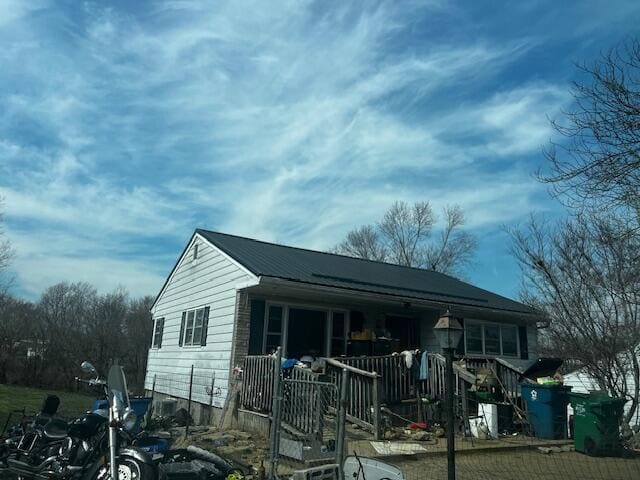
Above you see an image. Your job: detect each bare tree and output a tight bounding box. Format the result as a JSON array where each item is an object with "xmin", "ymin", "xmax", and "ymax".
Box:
[
  {"xmin": 0, "ymin": 196, "xmax": 14, "ymax": 291},
  {"xmin": 379, "ymin": 201, "xmax": 435, "ymax": 267},
  {"xmin": 0, "ymin": 294, "xmax": 37, "ymax": 384},
  {"xmin": 539, "ymin": 38, "xmax": 640, "ymax": 218},
  {"xmin": 508, "ymin": 214, "xmax": 640, "ymax": 425},
  {"xmin": 425, "ymin": 205, "xmax": 477, "ymax": 273},
  {"xmin": 335, "ymin": 200, "xmax": 476, "ymax": 276},
  {"xmin": 334, "ymin": 225, "xmax": 387, "ymax": 262},
  {"xmin": 123, "ymin": 295, "xmax": 154, "ymax": 390}
]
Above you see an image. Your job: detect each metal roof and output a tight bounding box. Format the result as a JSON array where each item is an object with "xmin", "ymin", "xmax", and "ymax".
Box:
[{"xmin": 196, "ymin": 229, "xmax": 534, "ymax": 316}]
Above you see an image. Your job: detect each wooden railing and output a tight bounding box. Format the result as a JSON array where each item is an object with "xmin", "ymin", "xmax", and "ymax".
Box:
[
  {"xmin": 424, "ymin": 353, "xmax": 476, "ymax": 401},
  {"xmin": 240, "ymin": 355, "xmax": 277, "ymax": 413},
  {"xmin": 463, "ymin": 357, "xmax": 523, "ymax": 402},
  {"xmin": 335, "ymin": 355, "xmax": 414, "ymax": 404},
  {"xmin": 324, "ymin": 357, "xmax": 383, "ymax": 439},
  {"xmin": 240, "ymin": 353, "xmax": 524, "ymax": 439}
]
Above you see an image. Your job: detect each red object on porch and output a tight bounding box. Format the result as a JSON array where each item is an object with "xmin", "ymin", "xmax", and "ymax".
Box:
[{"xmin": 409, "ymin": 422, "xmax": 429, "ymax": 430}]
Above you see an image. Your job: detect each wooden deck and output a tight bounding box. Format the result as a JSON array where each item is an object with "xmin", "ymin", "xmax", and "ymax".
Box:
[{"xmin": 239, "ymin": 353, "xmax": 524, "ymax": 440}]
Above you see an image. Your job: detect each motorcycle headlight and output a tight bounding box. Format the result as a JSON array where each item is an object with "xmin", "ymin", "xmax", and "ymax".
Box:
[{"xmin": 122, "ymin": 408, "xmax": 137, "ymax": 432}]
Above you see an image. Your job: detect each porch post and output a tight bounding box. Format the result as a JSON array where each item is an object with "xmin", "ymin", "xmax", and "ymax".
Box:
[{"xmin": 444, "ymin": 348, "xmax": 456, "ymax": 480}]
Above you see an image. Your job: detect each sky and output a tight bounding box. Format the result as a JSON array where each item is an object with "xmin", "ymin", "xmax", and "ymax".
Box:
[{"xmin": 0, "ymin": 0, "xmax": 639, "ymax": 301}]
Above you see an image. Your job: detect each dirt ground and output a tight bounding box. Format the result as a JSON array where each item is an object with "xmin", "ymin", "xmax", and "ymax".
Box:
[
  {"xmin": 166, "ymin": 426, "xmax": 640, "ymax": 480},
  {"xmin": 395, "ymin": 449, "xmax": 640, "ymax": 480}
]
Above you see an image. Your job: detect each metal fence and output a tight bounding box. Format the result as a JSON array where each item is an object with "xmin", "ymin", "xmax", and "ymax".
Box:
[
  {"xmin": 268, "ymin": 348, "xmax": 349, "ymax": 480},
  {"xmin": 149, "ymin": 365, "xmax": 224, "ymax": 435}
]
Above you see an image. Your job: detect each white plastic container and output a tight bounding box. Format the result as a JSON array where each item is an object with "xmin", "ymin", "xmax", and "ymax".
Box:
[{"xmin": 476, "ymin": 403, "xmax": 499, "ymax": 438}]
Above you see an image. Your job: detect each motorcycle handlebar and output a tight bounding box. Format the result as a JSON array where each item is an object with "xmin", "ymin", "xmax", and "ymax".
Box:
[{"xmin": 74, "ymin": 377, "xmax": 106, "ymax": 386}]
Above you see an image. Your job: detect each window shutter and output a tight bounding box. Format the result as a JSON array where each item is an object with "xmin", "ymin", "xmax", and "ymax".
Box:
[
  {"xmin": 179, "ymin": 312, "xmax": 186, "ymax": 347},
  {"xmin": 455, "ymin": 317, "xmax": 465, "ymax": 356},
  {"xmin": 158, "ymin": 318, "xmax": 164, "ymax": 348},
  {"xmin": 519, "ymin": 326, "xmax": 529, "ymax": 360},
  {"xmin": 201, "ymin": 307, "xmax": 210, "ymax": 346},
  {"xmin": 249, "ymin": 300, "xmax": 266, "ymax": 355}
]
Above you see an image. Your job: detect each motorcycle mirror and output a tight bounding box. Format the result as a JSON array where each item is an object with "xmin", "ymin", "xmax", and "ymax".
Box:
[{"xmin": 80, "ymin": 361, "xmax": 98, "ymax": 375}]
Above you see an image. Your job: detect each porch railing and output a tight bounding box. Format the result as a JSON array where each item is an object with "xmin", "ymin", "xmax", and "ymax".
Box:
[
  {"xmin": 324, "ymin": 357, "xmax": 383, "ymax": 439},
  {"xmin": 464, "ymin": 357, "xmax": 523, "ymax": 402},
  {"xmin": 240, "ymin": 354, "xmax": 277, "ymax": 413},
  {"xmin": 333, "ymin": 355, "xmax": 413, "ymax": 404},
  {"xmin": 239, "ymin": 353, "xmax": 524, "ymax": 439}
]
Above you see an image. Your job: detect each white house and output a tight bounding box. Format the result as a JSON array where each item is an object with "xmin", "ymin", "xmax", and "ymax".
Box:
[{"xmin": 144, "ymin": 229, "xmax": 540, "ymax": 421}]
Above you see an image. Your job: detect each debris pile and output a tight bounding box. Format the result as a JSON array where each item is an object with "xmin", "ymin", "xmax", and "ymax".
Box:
[{"xmin": 168, "ymin": 427, "xmax": 269, "ymax": 475}]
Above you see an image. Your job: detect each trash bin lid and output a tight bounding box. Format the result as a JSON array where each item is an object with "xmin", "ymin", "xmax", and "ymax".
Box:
[{"xmin": 521, "ymin": 357, "xmax": 564, "ymax": 381}]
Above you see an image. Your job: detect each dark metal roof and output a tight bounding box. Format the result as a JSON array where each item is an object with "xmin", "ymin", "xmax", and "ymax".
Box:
[{"xmin": 196, "ymin": 229, "xmax": 535, "ymax": 316}]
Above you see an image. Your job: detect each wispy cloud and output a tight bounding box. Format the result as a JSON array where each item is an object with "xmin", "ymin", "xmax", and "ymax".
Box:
[{"xmin": 0, "ymin": 0, "xmax": 637, "ymax": 299}]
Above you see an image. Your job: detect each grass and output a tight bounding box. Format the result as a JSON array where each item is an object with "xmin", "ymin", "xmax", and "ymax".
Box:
[{"xmin": 0, "ymin": 384, "xmax": 95, "ymax": 432}]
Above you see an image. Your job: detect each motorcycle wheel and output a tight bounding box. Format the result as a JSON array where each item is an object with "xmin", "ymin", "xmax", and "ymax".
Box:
[{"xmin": 96, "ymin": 458, "xmax": 155, "ymax": 480}]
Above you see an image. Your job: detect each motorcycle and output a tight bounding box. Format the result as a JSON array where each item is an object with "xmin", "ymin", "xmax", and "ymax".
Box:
[
  {"xmin": 1, "ymin": 395, "xmax": 63, "ymax": 475},
  {"xmin": 6, "ymin": 361, "xmax": 154, "ymax": 480}
]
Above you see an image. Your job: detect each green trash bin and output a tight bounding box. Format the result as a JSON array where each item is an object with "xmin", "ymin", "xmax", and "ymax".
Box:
[{"xmin": 569, "ymin": 392, "xmax": 626, "ymax": 456}]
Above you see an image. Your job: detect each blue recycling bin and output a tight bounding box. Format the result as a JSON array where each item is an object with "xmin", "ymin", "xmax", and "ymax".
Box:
[{"xmin": 521, "ymin": 383, "xmax": 572, "ymax": 439}]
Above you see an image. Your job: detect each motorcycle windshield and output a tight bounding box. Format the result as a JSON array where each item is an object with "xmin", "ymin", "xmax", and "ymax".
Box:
[{"xmin": 107, "ymin": 365, "xmax": 130, "ymax": 409}]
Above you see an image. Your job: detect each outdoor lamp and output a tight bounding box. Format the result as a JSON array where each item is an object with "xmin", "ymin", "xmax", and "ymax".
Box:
[
  {"xmin": 434, "ymin": 309, "xmax": 463, "ymax": 480},
  {"xmin": 434, "ymin": 310, "xmax": 463, "ymax": 350}
]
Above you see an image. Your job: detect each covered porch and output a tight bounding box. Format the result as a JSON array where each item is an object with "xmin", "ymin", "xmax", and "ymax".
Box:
[
  {"xmin": 232, "ymin": 278, "xmax": 535, "ymax": 439},
  {"xmin": 235, "ymin": 277, "xmax": 534, "ymax": 371}
]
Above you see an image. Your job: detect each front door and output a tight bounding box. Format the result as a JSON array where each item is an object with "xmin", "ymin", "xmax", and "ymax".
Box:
[
  {"xmin": 286, "ymin": 308, "xmax": 327, "ymax": 359},
  {"xmin": 386, "ymin": 315, "xmax": 418, "ymax": 350}
]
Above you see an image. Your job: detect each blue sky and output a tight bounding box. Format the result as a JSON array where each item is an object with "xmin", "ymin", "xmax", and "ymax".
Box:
[{"xmin": 1, "ymin": 0, "xmax": 639, "ymax": 301}]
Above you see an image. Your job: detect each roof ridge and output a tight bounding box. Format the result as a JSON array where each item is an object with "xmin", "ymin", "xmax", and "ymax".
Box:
[{"xmin": 195, "ymin": 228, "xmax": 462, "ymax": 281}]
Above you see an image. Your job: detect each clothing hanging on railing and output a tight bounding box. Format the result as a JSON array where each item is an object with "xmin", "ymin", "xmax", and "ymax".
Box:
[{"xmin": 420, "ymin": 350, "xmax": 429, "ymax": 380}]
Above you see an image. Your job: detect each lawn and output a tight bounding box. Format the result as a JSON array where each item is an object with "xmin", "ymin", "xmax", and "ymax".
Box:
[{"xmin": 0, "ymin": 384, "xmax": 95, "ymax": 432}]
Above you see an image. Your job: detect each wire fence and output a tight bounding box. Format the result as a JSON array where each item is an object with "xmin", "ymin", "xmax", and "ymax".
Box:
[{"xmin": 148, "ymin": 365, "xmax": 224, "ymax": 435}]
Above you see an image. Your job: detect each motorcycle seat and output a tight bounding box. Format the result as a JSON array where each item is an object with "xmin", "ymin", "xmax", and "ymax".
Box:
[{"xmin": 43, "ymin": 419, "xmax": 68, "ymax": 440}]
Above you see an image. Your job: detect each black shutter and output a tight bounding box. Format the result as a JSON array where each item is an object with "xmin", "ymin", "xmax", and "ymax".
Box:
[
  {"xmin": 158, "ymin": 318, "xmax": 164, "ymax": 348},
  {"xmin": 201, "ymin": 307, "xmax": 210, "ymax": 346},
  {"xmin": 179, "ymin": 312, "xmax": 186, "ymax": 347},
  {"xmin": 248, "ymin": 300, "xmax": 266, "ymax": 355},
  {"xmin": 519, "ymin": 326, "xmax": 529, "ymax": 360},
  {"xmin": 455, "ymin": 317, "xmax": 465, "ymax": 356}
]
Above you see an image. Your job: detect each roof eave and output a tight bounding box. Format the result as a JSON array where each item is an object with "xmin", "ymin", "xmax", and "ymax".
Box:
[{"xmin": 256, "ymin": 276, "xmax": 540, "ymax": 324}]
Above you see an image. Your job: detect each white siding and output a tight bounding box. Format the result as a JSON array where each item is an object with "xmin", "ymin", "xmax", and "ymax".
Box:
[
  {"xmin": 564, "ymin": 369, "xmax": 639, "ymax": 427},
  {"xmin": 144, "ymin": 237, "xmax": 254, "ymax": 408}
]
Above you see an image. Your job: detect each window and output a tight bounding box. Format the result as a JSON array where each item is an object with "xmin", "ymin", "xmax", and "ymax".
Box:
[
  {"xmin": 501, "ymin": 326, "xmax": 519, "ymax": 356},
  {"xmin": 264, "ymin": 305, "xmax": 284, "ymax": 353},
  {"xmin": 464, "ymin": 322, "xmax": 519, "ymax": 357},
  {"xmin": 484, "ymin": 325, "xmax": 501, "ymax": 355},
  {"xmin": 465, "ymin": 324, "xmax": 483, "ymax": 354},
  {"xmin": 179, "ymin": 307, "xmax": 209, "ymax": 346},
  {"xmin": 152, "ymin": 318, "xmax": 164, "ymax": 348}
]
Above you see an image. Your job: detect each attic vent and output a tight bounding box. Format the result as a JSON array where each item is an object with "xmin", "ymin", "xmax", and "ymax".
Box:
[{"xmin": 193, "ymin": 243, "xmax": 199, "ymax": 262}]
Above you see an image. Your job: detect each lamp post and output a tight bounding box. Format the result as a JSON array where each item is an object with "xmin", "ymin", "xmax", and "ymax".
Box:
[{"xmin": 433, "ymin": 310, "xmax": 464, "ymax": 480}]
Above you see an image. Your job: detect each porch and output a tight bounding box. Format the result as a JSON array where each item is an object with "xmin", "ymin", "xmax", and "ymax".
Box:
[
  {"xmin": 238, "ymin": 352, "xmax": 524, "ymax": 440},
  {"xmin": 236, "ymin": 288, "xmax": 534, "ymax": 372}
]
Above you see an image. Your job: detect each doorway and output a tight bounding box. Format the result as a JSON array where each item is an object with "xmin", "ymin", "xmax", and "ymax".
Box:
[
  {"xmin": 386, "ymin": 315, "xmax": 419, "ymax": 350},
  {"xmin": 286, "ymin": 308, "xmax": 327, "ymax": 359}
]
